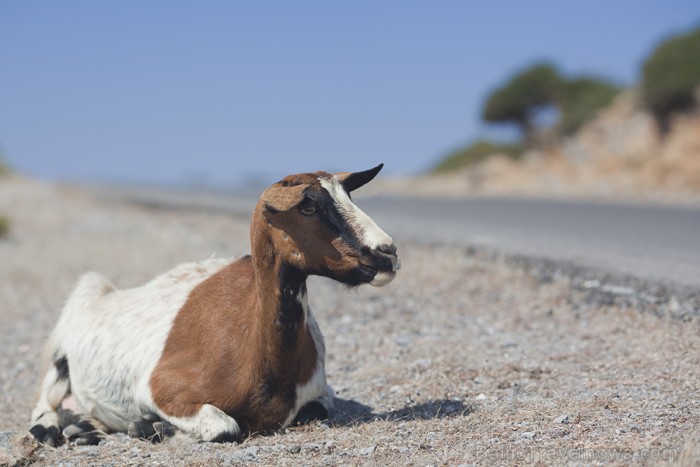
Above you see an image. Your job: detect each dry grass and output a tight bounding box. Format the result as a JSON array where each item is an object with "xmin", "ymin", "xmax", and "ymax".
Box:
[{"xmin": 1, "ymin": 177, "xmax": 699, "ymax": 466}]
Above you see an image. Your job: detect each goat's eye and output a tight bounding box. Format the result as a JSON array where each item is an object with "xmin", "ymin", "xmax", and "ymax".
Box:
[{"xmin": 300, "ymin": 205, "xmax": 316, "ymax": 216}]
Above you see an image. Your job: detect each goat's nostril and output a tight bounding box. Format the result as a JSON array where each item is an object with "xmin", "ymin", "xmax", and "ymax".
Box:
[{"xmin": 377, "ymin": 243, "xmax": 397, "ymax": 256}]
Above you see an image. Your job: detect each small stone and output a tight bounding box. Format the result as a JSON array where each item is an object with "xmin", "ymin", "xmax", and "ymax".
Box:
[
  {"xmin": 241, "ymin": 446, "xmax": 258, "ymax": 459},
  {"xmin": 629, "ymin": 424, "xmax": 643, "ymax": 433},
  {"xmin": 475, "ymin": 393, "xmax": 487, "ymax": 401},
  {"xmin": 0, "ymin": 432, "xmax": 39, "ymax": 467},
  {"xmin": 553, "ymin": 414, "xmax": 570, "ymax": 424},
  {"xmin": 412, "ymin": 358, "xmax": 432, "ymax": 370},
  {"xmin": 287, "ymin": 445, "xmax": 301, "ymax": 454},
  {"xmin": 601, "ymin": 284, "xmax": 635, "ymax": 295},
  {"xmin": 358, "ymin": 445, "xmax": 377, "ymax": 456},
  {"xmin": 521, "ymin": 431, "xmax": 536, "ymax": 440}
]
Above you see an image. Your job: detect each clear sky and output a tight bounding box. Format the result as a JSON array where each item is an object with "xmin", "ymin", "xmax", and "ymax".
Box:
[{"xmin": 2, "ymin": 1, "xmax": 699, "ymax": 188}]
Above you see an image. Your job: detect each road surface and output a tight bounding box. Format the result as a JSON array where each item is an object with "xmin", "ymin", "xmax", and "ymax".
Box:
[{"xmin": 86, "ymin": 184, "xmax": 700, "ymax": 289}]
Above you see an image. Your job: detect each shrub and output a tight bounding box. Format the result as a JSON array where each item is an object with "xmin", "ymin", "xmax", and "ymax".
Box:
[
  {"xmin": 560, "ymin": 77, "xmax": 621, "ymax": 135},
  {"xmin": 641, "ymin": 26, "xmax": 700, "ymax": 130},
  {"xmin": 0, "ymin": 216, "xmax": 9, "ymax": 239},
  {"xmin": 432, "ymin": 139, "xmax": 524, "ymax": 173}
]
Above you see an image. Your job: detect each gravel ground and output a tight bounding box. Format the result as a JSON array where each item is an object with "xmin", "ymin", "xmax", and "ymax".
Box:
[{"xmin": 1, "ymin": 176, "xmax": 699, "ymax": 466}]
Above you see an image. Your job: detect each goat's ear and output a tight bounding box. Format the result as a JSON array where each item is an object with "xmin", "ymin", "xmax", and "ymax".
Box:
[
  {"xmin": 337, "ymin": 163, "xmax": 384, "ymax": 193},
  {"xmin": 261, "ymin": 184, "xmax": 308, "ymax": 212}
]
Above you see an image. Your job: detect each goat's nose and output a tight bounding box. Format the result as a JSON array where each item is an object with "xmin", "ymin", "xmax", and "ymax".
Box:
[
  {"xmin": 377, "ymin": 243, "xmax": 397, "ymax": 256},
  {"xmin": 376, "ymin": 243, "xmax": 401, "ymax": 271}
]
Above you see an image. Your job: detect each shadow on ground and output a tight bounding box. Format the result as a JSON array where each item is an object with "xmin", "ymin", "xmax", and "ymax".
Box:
[{"xmin": 330, "ymin": 397, "xmax": 474, "ymax": 427}]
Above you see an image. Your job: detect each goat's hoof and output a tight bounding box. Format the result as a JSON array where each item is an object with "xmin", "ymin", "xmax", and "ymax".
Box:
[
  {"xmin": 30, "ymin": 424, "xmax": 65, "ymax": 447},
  {"xmin": 293, "ymin": 400, "xmax": 329, "ymax": 425},
  {"xmin": 63, "ymin": 420, "xmax": 104, "ymax": 446},
  {"xmin": 128, "ymin": 417, "xmax": 175, "ymax": 443}
]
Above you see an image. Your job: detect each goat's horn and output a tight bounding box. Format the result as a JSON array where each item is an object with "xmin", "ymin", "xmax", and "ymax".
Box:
[{"xmin": 338, "ymin": 163, "xmax": 384, "ymax": 193}]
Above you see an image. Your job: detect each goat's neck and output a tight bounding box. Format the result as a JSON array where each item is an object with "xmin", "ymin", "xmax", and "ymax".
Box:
[
  {"xmin": 251, "ymin": 223, "xmax": 309, "ymax": 362},
  {"xmin": 258, "ymin": 259, "xmax": 308, "ymax": 335}
]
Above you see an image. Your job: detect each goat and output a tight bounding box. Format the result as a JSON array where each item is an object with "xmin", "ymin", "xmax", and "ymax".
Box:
[{"xmin": 29, "ymin": 164, "xmax": 400, "ymax": 445}]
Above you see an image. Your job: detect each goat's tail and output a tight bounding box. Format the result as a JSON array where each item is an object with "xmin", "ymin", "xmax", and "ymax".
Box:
[{"xmin": 62, "ymin": 272, "xmax": 116, "ymax": 315}]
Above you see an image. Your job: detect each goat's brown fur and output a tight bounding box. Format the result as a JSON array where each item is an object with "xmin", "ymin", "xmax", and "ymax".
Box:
[{"xmin": 150, "ymin": 255, "xmax": 319, "ymax": 432}]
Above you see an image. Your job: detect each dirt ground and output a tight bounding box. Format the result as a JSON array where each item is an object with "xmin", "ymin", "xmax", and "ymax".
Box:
[{"xmin": 1, "ymin": 176, "xmax": 699, "ymax": 466}]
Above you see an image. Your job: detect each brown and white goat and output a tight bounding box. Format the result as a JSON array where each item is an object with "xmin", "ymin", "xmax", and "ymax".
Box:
[{"xmin": 29, "ymin": 164, "xmax": 400, "ymax": 445}]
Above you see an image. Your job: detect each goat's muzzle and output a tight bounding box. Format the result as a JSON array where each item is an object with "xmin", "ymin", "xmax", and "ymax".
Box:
[{"xmin": 361, "ymin": 243, "xmax": 400, "ymax": 287}]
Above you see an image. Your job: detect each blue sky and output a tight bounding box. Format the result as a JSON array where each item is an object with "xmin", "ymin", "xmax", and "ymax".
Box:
[{"xmin": 2, "ymin": 1, "xmax": 699, "ymax": 188}]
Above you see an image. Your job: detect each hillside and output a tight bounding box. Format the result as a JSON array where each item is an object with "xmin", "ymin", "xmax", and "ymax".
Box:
[{"xmin": 380, "ymin": 89, "xmax": 700, "ymax": 203}]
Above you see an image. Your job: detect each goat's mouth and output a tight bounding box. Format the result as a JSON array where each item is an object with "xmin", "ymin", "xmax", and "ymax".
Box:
[
  {"xmin": 358, "ymin": 253, "xmax": 400, "ymax": 287},
  {"xmin": 358, "ymin": 262, "xmax": 380, "ymax": 276}
]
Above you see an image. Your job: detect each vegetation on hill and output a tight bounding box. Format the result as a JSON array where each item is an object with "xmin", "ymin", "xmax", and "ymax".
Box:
[
  {"xmin": 432, "ymin": 140, "xmax": 523, "ymax": 174},
  {"xmin": 560, "ymin": 76, "xmax": 621, "ymax": 136},
  {"xmin": 434, "ymin": 23, "xmax": 700, "ymax": 174},
  {"xmin": 433, "ymin": 64, "xmax": 619, "ymax": 173},
  {"xmin": 0, "ymin": 149, "xmax": 10, "ymax": 238},
  {"xmin": 481, "ymin": 63, "xmax": 620, "ymax": 142},
  {"xmin": 641, "ymin": 26, "xmax": 700, "ymax": 131}
]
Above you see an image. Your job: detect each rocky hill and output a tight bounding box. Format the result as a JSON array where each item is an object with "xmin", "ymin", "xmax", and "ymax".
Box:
[{"xmin": 380, "ymin": 89, "xmax": 700, "ymax": 204}]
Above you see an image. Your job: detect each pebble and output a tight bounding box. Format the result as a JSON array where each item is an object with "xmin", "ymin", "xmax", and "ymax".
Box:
[
  {"xmin": 358, "ymin": 445, "xmax": 377, "ymax": 456},
  {"xmin": 240, "ymin": 446, "xmax": 258, "ymax": 460},
  {"xmin": 553, "ymin": 414, "xmax": 570, "ymax": 424},
  {"xmin": 475, "ymin": 393, "xmax": 488, "ymax": 401},
  {"xmin": 521, "ymin": 431, "xmax": 536, "ymax": 440}
]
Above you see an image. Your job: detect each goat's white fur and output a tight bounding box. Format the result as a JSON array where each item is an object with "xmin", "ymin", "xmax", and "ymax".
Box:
[{"xmin": 320, "ymin": 176, "xmax": 393, "ymax": 250}]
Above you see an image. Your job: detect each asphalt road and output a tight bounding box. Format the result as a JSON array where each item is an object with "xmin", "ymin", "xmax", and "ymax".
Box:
[
  {"xmin": 361, "ymin": 196, "xmax": 700, "ymax": 290},
  {"xmin": 88, "ymin": 184, "xmax": 700, "ymax": 289}
]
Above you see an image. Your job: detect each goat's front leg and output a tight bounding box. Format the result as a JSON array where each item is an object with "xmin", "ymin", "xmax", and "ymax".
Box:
[
  {"xmin": 292, "ymin": 383, "xmax": 335, "ymax": 425},
  {"xmin": 128, "ymin": 413, "xmax": 177, "ymax": 443},
  {"xmin": 163, "ymin": 404, "xmax": 242, "ymax": 443},
  {"xmin": 292, "ymin": 400, "xmax": 329, "ymax": 425}
]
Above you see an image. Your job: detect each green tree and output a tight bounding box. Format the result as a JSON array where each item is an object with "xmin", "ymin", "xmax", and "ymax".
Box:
[
  {"xmin": 641, "ymin": 25, "xmax": 700, "ymax": 131},
  {"xmin": 559, "ymin": 77, "xmax": 620, "ymax": 135},
  {"xmin": 482, "ymin": 62, "xmax": 563, "ymax": 140}
]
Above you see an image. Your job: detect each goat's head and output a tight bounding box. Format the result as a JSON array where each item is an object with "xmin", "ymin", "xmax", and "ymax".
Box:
[{"xmin": 253, "ymin": 164, "xmax": 400, "ymax": 287}]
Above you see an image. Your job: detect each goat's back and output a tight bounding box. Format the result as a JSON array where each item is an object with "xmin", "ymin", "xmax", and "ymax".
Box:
[{"xmin": 48, "ymin": 258, "xmax": 232, "ymax": 430}]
